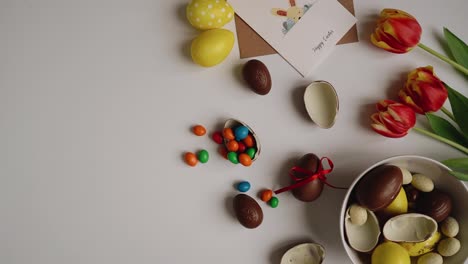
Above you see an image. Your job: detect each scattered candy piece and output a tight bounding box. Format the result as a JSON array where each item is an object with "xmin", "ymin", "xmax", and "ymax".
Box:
[
  {"xmin": 226, "ymin": 140, "xmax": 239, "ymax": 152},
  {"xmin": 184, "ymin": 152, "xmax": 198, "ymax": 167},
  {"xmin": 260, "ymin": 189, "xmax": 273, "ymax": 202},
  {"xmin": 243, "ymin": 134, "xmax": 255, "ymax": 147},
  {"xmin": 238, "ymin": 153, "xmax": 252, "ymax": 167},
  {"xmin": 197, "ymin": 149, "xmax": 209, "ymax": 163},
  {"xmin": 237, "ymin": 181, "xmax": 251, "ymax": 192},
  {"xmin": 234, "ymin": 126, "xmax": 249, "ymax": 141},
  {"xmin": 218, "ymin": 145, "xmax": 228, "ymax": 159},
  {"xmin": 227, "ymin": 151, "xmax": 239, "ymax": 164},
  {"xmin": 237, "ymin": 141, "xmax": 246, "ymax": 153},
  {"xmin": 192, "ymin": 124, "xmax": 206, "ymax": 136},
  {"xmin": 212, "ymin": 131, "xmax": 223, "ymax": 144},
  {"xmin": 223, "ymin": 127, "xmax": 235, "ymax": 140},
  {"xmin": 246, "ymin": 148, "xmax": 256, "ymax": 159},
  {"xmin": 269, "ymin": 197, "xmax": 279, "ymax": 208}
]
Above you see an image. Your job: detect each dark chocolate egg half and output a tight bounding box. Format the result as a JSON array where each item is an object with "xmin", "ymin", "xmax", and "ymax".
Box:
[
  {"xmin": 292, "ymin": 153, "xmax": 324, "ymax": 202},
  {"xmin": 355, "ymin": 165, "xmax": 403, "ymax": 211},
  {"xmin": 417, "ymin": 189, "xmax": 452, "ymax": 222},
  {"xmin": 233, "ymin": 194, "xmax": 263, "ymax": 229}
]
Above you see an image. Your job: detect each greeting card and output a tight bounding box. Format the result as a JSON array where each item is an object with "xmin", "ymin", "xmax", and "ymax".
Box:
[{"xmin": 229, "ymin": 0, "xmax": 357, "ymax": 76}]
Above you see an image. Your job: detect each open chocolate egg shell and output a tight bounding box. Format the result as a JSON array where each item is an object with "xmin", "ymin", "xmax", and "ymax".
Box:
[
  {"xmin": 224, "ymin": 118, "xmax": 261, "ymax": 161},
  {"xmin": 280, "ymin": 243, "xmax": 325, "ymax": 264}
]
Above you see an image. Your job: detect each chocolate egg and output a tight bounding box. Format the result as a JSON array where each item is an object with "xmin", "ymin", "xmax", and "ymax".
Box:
[
  {"xmin": 417, "ymin": 190, "xmax": 452, "ymax": 222},
  {"xmin": 355, "ymin": 165, "xmax": 403, "ymax": 211},
  {"xmin": 242, "ymin": 59, "xmax": 272, "ymax": 95},
  {"xmin": 291, "ymin": 153, "xmax": 324, "ymax": 202},
  {"xmin": 233, "ymin": 194, "xmax": 263, "ymax": 229}
]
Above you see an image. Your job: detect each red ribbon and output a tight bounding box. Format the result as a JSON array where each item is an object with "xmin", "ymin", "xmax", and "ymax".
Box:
[{"xmin": 273, "ymin": 157, "xmax": 347, "ymax": 195}]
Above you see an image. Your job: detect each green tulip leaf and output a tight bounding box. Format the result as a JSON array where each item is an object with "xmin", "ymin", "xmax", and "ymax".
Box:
[
  {"xmin": 445, "ymin": 83, "xmax": 468, "ymax": 139},
  {"xmin": 426, "ymin": 113, "xmax": 468, "ymax": 147},
  {"xmin": 444, "ymin": 27, "xmax": 468, "ymax": 68},
  {"xmin": 442, "ymin": 158, "xmax": 468, "ymax": 171},
  {"xmin": 448, "ymin": 170, "xmax": 468, "ymax": 181}
]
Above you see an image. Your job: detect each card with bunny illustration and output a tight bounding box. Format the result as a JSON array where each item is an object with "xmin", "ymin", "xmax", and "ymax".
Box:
[{"xmin": 229, "ymin": 0, "xmax": 357, "ymax": 76}]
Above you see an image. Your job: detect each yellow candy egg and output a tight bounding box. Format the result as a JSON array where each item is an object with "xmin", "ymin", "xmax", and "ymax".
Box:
[
  {"xmin": 372, "ymin": 242, "xmax": 410, "ymax": 264},
  {"xmin": 191, "ymin": 29, "xmax": 234, "ymax": 67},
  {"xmin": 186, "ymin": 0, "xmax": 234, "ymax": 30},
  {"xmin": 382, "ymin": 187, "xmax": 408, "ymax": 216}
]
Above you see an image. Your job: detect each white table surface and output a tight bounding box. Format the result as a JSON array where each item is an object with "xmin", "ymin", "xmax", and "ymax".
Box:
[{"xmin": 1, "ymin": 0, "xmax": 467, "ymax": 263}]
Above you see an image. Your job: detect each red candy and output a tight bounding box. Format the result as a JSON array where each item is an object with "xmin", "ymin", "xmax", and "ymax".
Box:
[
  {"xmin": 212, "ymin": 131, "xmax": 223, "ymax": 144},
  {"xmin": 218, "ymin": 146, "xmax": 228, "ymax": 159},
  {"xmin": 237, "ymin": 142, "xmax": 246, "ymax": 153}
]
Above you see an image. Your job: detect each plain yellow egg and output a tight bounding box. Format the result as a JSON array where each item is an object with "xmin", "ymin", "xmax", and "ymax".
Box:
[
  {"xmin": 191, "ymin": 29, "xmax": 234, "ymax": 67},
  {"xmin": 372, "ymin": 242, "xmax": 410, "ymax": 264}
]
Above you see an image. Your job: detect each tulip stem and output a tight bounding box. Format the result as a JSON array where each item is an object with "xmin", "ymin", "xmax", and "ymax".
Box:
[
  {"xmin": 440, "ymin": 106, "xmax": 456, "ymax": 122},
  {"xmin": 413, "ymin": 127, "xmax": 468, "ymax": 155},
  {"xmin": 417, "ymin": 43, "xmax": 468, "ymax": 75}
]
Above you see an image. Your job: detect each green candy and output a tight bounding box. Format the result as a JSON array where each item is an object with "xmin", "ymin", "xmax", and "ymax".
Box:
[
  {"xmin": 197, "ymin": 149, "xmax": 209, "ymax": 163},
  {"xmin": 269, "ymin": 197, "xmax": 279, "ymax": 208},
  {"xmin": 227, "ymin": 151, "xmax": 239, "ymax": 164},
  {"xmin": 246, "ymin": 148, "xmax": 256, "ymax": 159}
]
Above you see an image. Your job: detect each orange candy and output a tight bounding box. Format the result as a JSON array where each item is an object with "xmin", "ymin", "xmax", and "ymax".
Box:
[
  {"xmin": 260, "ymin": 189, "xmax": 273, "ymax": 202},
  {"xmin": 238, "ymin": 153, "xmax": 252, "ymax": 166},
  {"xmin": 184, "ymin": 152, "xmax": 198, "ymax": 166},
  {"xmin": 192, "ymin": 125, "xmax": 206, "ymax": 136},
  {"xmin": 218, "ymin": 145, "xmax": 228, "ymax": 159},
  {"xmin": 243, "ymin": 135, "xmax": 255, "ymax": 147},
  {"xmin": 226, "ymin": 140, "xmax": 239, "ymax": 152},
  {"xmin": 223, "ymin": 128, "xmax": 235, "ymax": 140}
]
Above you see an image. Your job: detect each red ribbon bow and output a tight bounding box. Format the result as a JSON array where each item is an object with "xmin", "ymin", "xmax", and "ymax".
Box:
[{"xmin": 274, "ymin": 157, "xmax": 347, "ymax": 195}]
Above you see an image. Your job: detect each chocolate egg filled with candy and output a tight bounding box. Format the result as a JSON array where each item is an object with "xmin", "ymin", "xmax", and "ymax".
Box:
[{"xmin": 291, "ymin": 153, "xmax": 324, "ymax": 202}]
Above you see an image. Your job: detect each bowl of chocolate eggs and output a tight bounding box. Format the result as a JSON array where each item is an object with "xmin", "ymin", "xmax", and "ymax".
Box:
[{"xmin": 340, "ymin": 155, "xmax": 468, "ymax": 264}]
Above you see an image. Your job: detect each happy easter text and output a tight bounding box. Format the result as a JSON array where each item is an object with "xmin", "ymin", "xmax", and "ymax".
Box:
[{"xmin": 312, "ymin": 30, "xmax": 335, "ymax": 53}]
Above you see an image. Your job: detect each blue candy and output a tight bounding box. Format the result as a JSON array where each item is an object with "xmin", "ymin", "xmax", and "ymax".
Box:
[
  {"xmin": 234, "ymin": 126, "xmax": 249, "ymax": 141},
  {"xmin": 237, "ymin": 181, "xmax": 251, "ymax": 193}
]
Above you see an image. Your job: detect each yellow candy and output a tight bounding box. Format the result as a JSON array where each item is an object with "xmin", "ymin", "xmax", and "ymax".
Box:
[
  {"xmin": 191, "ymin": 29, "xmax": 234, "ymax": 67},
  {"xmin": 186, "ymin": 0, "xmax": 234, "ymax": 30},
  {"xmin": 400, "ymin": 231, "xmax": 441, "ymax": 257},
  {"xmin": 372, "ymin": 242, "xmax": 410, "ymax": 264},
  {"xmin": 382, "ymin": 188, "xmax": 408, "ymax": 216}
]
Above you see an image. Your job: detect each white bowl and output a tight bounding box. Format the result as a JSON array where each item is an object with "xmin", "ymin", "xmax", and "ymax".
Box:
[{"xmin": 340, "ymin": 155, "xmax": 468, "ymax": 264}]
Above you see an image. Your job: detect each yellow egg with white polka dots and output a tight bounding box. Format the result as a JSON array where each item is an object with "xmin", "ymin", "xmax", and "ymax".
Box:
[{"xmin": 186, "ymin": 0, "xmax": 234, "ymax": 30}]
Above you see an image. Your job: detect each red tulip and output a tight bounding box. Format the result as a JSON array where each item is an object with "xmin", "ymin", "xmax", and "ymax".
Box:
[
  {"xmin": 371, "ymin": 100, "xmax": 416, "ymax": 138},
  {"xmin": 399, "ymin": 66, "xmax": 448, "ymax": 114},
  {"xmin": 371, "ymin": 9, "xmax": 422, "ymax": 54}
]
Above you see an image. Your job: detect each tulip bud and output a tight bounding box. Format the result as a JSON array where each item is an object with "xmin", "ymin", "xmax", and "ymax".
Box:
[
  {"xmin": 371, "ymin": 100, "xmax": 416, "ymax": 138},
  {"xmin": 399, "ymin": 66, "xmax": 448, "ymax": 114},
  {"xmin": 371, "ymin": 9, "xmax": 422, "ymax": 54}
]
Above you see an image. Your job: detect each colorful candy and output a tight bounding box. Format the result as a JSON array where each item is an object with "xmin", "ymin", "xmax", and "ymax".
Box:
[
  {"xmin": 227, "ymin": 152, "xmax": 239, "ymax": 164},
  {"xmin": 269, "ymin": 197, "xmax": 279, "ymax": 208},
  {"xmin": 197, "ymin": 149, "xmax": 209, "ymax": 163},
  {"xmin": 260, "ymin": 189, "xmax": 273, "ymax": 202},
  {"xmin": 238, "ymin": 153, "xmax": 252, "ymax": 167},
  {"xmin": 246, "ymin": 148, "xmax": 256, "ymax": 159},
  {"xmin": 185, "ymin": 152, "xmax": 198, "ymax": 166},
  {"xmin": 237, "ymin": 181, "xmax": 251, "ymax": 192},
  {"xmin": 192, "ymin": 125, "xmax": 206, "ymax": 136},
  {"xmin": 218, "ymin": 145, "xmax": 228, "ymax": 159},
  {"xmin": 243, "ymin": 134, "xmax": 255, "ymax": 147},
  {"xmin": 212, "ymin": 131, "xmax": 223, "ymax": 144},
  {"xmin": 234, "ymin": 126, "xmax": 249, "ymax": 141},
  {"xmin": 223, "ymin": 128, "xmax": 235, "ymax": 140},
  {"xmin": 226, "ymin": 140, "xmax": 239, "ymax": 152},
  {"xmin": 237, "ymin": 142, "xmax": 246, "ymax": 153}
]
